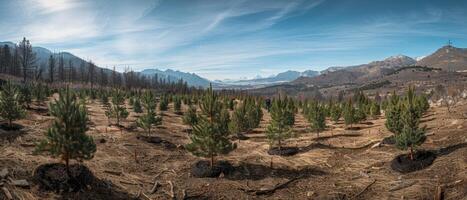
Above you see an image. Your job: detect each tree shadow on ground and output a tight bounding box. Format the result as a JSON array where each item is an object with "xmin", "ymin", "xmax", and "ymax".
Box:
[
  {"xmin": 420, "ymin": 117, "xmax": 436, "ymax": 123},
  {"xmin": 299, "ymin": 141, "xmax": 379, "ymax": 153},
  {"xmin": 29, "ymin": 106, "xmax": 49, "ymax": 115},
  {"xmin": 435, "ymin": 142, "xmax": 467, "ymax": 156},
  {"xmin": 0, "ymin": 123, "xmax": 27, "ymax": 142},
  {"xmin": 136, "ymin": 135, "xmax": 177, "ymax": 150},
  {"xmin": 311, "ymin": 133, "xmax": 362, "ymax": 141},
  {"xmin": 226, "ymin": 162, "xmax": 326, "ymax": 181},
  {"xmin": 34, "ymin": 163, "xmax": 135, "ymax": 200}
]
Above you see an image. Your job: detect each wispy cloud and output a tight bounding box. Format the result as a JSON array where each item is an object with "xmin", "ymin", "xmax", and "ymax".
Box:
[{"xmin": 1, "ymin": 0, "xmax": 467, "ymax": 80}]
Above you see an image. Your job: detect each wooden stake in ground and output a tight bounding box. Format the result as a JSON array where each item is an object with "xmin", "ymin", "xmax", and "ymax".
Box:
[
  {"xmin": 351, "ymin": 179, "xmax": 376, "ymax": 199},
  {"xmin": 434, "ymin": 185, "xmax": 444, "ymax": 200},
  {"xmin": 241, "ymin": 175, "xmax": 305, "ymax": 195}
]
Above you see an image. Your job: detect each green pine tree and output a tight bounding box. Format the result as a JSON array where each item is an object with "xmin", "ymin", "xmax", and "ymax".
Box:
[
  {"xmin": 330, "ymin": 103, "xmax": 342, "ymax": 124},
  {"xmin": 306, "ymin": 102, "xmax": 326, "ymax": 138},
  {"xmin": 19, "ymin": 84, "xmax": 32, "ymax": 109},
  {"xmin": 0, "ymin": 81, "xmax": 26, "ymax": 128},
  {"xmin": 246, "ymin": 98, "xmax": 263, "ymax": 130},
  {"xmin": 186, "ymin": 85, "xmax": 236, "ymax": 168},
  {"xmin": 385, "ymin": 91, "xmax": 403, "ymax": 134},
  {"xmin": 369, "ymin": 101, "xmax": 381, "ymax": 119},
  {"xmin": 343, "ymin": 99, "xmax": 356, "ymax": 128},
  {"xmin": 105, "ymin": 89, "xmax": 129, "ymax": 126},
  {"xmin": 183, "ymin": 105, "xmax": 198, "ymax": 126},
  {"xmin": 174, "ymin": 96, "xmax": 182, "ymax": 114},
  {"xmin": 395, "ymin": 87, "xmax": 426, "ymax": 160},
  {"xmin": 159, "ymin": 95, "xmax": 169, "ymax": 111},
  {"xmin": 228, "ymin": 98, "xmax": 235, "ymax": 111},
  {"xmin": 266, "ymin": 96, "xmax": 295, "ymax": 150},
  {"xmin": 355, "ymin": 103, "xmax": 367, "ymax": 123},
  {"xmin": 100, "ymin": 91, "xmax": 110, "ymax": 108},
  {"xmin": 414, "ymin": 94, "xmax": 430, "ymax": 117},
  {"xmin": 33, "ymin": 83, "xmax": 48, "ymax": 105},
  {"xmin": 230, "ymin": 101, "xmax": 249, "ymax": 137},
  {"xmin": 137, "ymin": 91, "xmax": 162, "ymax": 135},
  {"xmin": 133, "ymin": 97, "xmax": 143, "ymax": 113},
  {"xmin": 34, "ymin": 87, "xmax": 96, "ymax": 173}
]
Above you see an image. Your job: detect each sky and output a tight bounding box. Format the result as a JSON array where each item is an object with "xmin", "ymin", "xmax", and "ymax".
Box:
[{"xmin": 1, "ymin": 0, "xmax": 467, "ymax": 80}]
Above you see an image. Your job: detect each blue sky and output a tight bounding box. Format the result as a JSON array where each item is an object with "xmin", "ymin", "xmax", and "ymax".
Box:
[{"xmin": 1, "ymin": 0, "xmax": 466, "ymax": 80}]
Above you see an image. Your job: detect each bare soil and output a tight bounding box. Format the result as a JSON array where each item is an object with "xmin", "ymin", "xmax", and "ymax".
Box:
[{"xmin": 1, "ymin": 98, "xmax": 466, "ymax": 199}]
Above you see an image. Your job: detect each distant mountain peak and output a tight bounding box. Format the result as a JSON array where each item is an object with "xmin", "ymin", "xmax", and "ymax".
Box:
[
  {"xmin": 385, "ymin": 54, "xmax": 413, "ymax": 61},
  {"xmin": 140, "ymin": 68, "xmax": 211, "ymax": 87},
  {"xmin": 417, "ymin": 45, "xmax": 467, "ymax": 71}
]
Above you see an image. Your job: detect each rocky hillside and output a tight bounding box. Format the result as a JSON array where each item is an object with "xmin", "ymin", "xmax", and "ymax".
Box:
[
  {"xmin": 293, "ymin": 54, "xmax": 416, "ymax": 87},
  {"xmin": 417, "ymin": 45, "xmax": 467, "ymax": 71}
]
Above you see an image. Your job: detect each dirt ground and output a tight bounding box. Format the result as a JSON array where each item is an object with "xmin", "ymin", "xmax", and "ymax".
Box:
[{"xmin": 0, "ymin": 97, "xmax": 466, "ymax": 200}]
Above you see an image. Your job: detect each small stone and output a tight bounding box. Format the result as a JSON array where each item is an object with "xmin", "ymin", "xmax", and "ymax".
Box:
[
  {"xmin": 0, "ymin": 168, "xmax": 8, "ymax": 179},
  {"xmin": 11, "ymin": 179, "xmax": 30, "ymax": 188},
  {"xmin": 307, "ymin": 191, "xmax": 315, "ymax": 197}
]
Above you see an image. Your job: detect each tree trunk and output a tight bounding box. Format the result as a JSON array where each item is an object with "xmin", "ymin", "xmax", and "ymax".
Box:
[
  {"xmin": 409, "ymin": 145, "xmax": 414, "ymax": 161},
  {"xmin": 8, "ymin": 119, "xmax": 12, "ymax": 128},
  {"xmin": 278, "ymin": 140, "xmax": 282, "ymax": 151},
  {"xmin": 210, "ymin": 154, "xmax": 214, "ymax": 169},
  {"xmin": 65, "ymin": 153, "xmax": 71, "ymax": 177}
]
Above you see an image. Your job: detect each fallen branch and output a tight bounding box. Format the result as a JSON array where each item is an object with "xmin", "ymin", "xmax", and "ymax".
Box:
[
  {"xmin": 120, "ymin": 180, "xmax": 139, "ymax": 185},
  {"xmin": 153, "ymin": 169, "xmax": 176, "ymax": 182},
  {"xmin": 444, "ymin": 180, "xmax": 462, "ymax": 188},
  {"xmin": 1, "ymin": 186, "xmax": 13, "ymax": 200},
  {"xmin": 166, "ymin": 181, "xmax": 175, "ymax": 199},
  {"xmin": 241, "ymin": 175, "xmax": 305, "ymax": 195},
  {"xmin": 141, "ymin": 192, "xmax": 153, "ymax": 200},
  {"xmin": 20, "ymin": 143, "xmax": 35, "ymax": 147},
  {"xmin": 351, "ymin": 179, "xmax": 376, "ymax": 199},
  {"xmin": 104, "ymin": 170, "xmax": 122, "ymax": 176},
  {"xmin": 148, "ymin": 181, "xmax": 161, "ymax": 194},
  {"xmin": 389, "ymin": 180, "xmax": 417, "ymax": 192}
]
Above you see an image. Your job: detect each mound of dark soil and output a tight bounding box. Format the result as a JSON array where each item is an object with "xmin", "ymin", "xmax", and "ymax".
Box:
[
  {"xmin": 33, "ymin": 163, "xmax": 95, "ymax": 192},
  {"xmin": 191, "ymin": 160, "xmax": 234, "ymax": 178},
  {"xmin": 381, "ymin": 135, "xmax": 395, "ymax": 145},
  {"xmin": 390, "ymin": 151, "xmax": 436, "ymax": 173},
  {"xmin": 0, "ymin": 123, "xmax": 23, "ymax": 131},
  {"xmin": 137, "ymin": 135, "xmax": 177, "ymax": 149},
  {"xmin": 267, "ymin": 147, "xmax": 298, "ymax": 156}
]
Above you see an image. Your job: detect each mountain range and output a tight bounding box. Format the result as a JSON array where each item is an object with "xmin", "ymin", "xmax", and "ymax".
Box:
[
  {"xmin": 139, "ymin": 69, "xmax": 211, "ymax": 88},
  {"xmin": 218, "ymin": 70, "xmax": 320, "ymax": 86},
  {"xmin": 294, "ymin": 45, "xmax": 467, "ymax": 86},
  {"xmin": 2, "ymin": 40, "xmax": 466, "ymax": 89}
]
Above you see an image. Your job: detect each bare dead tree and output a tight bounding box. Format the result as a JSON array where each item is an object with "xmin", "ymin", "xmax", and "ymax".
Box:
[{"xmin": 17, "ymin": 37, "xmax": 37, "ymax": 83}]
